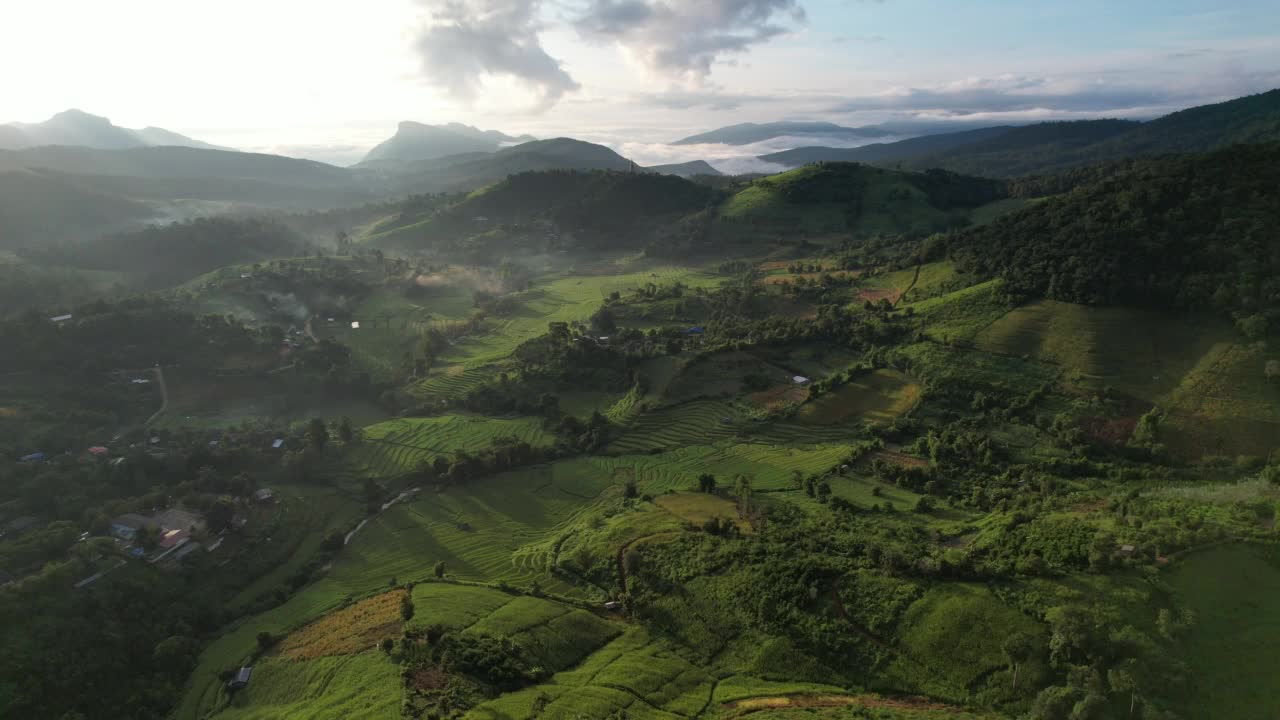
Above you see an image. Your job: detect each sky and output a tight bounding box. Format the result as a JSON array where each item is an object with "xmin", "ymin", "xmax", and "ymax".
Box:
[{"xmin": 3, "ymin": 0, "xmax": 1279, "ymax": 166}]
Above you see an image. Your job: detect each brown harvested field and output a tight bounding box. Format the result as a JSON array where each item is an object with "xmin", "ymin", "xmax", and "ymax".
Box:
[
  {"xmin": 798, "ymin": 369, "xmax": 921, "ymax": 426},
  {"xmin": 406, "ymin": 666, "xmax": 448, "ymax": 691},
  {"xmin": 855, "ymin": 287, "xmax": 901, "ymax": 304},
  {"xmin": 277, "ymin": 589, "xmax": 407, "ymax": 660},
  {"xmin": 0, "ymin": 407, "xmax": 19, "ymax": 418},
  {"xmin": 863, "ymin": 449, "xmax": 928, "ymax": 469},
  {"xmin": 761, "ymin": 270, "xmax": 860, "ymax": 286},
  {"xmin": 723, "ymin": 692, "xmax": 975, "ymax": 717},
  {"xmin": 1079, "ymin": 415, "xmax": 1141, "ymax": 445}
]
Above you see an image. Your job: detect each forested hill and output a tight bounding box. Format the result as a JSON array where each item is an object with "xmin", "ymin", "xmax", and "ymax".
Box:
[
  {"xmin": 366, "ymin": 170, "xmax": 720, "ymax": 255},
  {"xmin": 20, "ymin": 217, "xmax": 306, "ymax": 288},
  {"xmin": 949, "ymin": 143, "xmax": 1280, "ymax": 328}
]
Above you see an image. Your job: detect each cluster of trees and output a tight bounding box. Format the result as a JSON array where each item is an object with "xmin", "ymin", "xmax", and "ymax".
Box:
[
  {"xmin": 20, "ymin": 217, "xmax": 307, "ymax": 290},
  {"xmin": 0, "ymin": 298, "xmax": 271, "ymax": 374},
  {"xmin": 413, "ymin": 436, "xmax": 556, "ymax": 488}
]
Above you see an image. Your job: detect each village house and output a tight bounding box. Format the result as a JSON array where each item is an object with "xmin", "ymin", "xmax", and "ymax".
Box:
[
  {"xmin": 111, "ymin": 513, "xmax": 158, "ymax": 541},
  {"xmin": 112, "ymin": 508, "xmax": 204, "ymax": 542},
  {"xmin": 229, "ymin": 666, "xmax": 253, "ymax": 690},
  {"xmin": 152, "ymin": 508, "xmax": 204, "ymax": 534}
]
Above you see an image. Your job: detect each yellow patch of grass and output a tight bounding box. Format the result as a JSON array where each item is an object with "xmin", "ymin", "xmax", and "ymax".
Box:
[
  {"xmin": 277, "ymin": 589, "xmax": 406, "ymax": 660},
  {"xmin": 655, "ymin": 493, "xmax": 751, "ymax": 532}
]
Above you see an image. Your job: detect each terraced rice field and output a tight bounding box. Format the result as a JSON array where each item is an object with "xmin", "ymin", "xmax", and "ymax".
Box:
[
  {"xmin": 409, "ymin": 363, "xmax": 498, "ymax": 400},
  {"xmin": 465, "ymin": 627, "xmax": 714, "ymax": 720},
  {"xmin": 600, "ymin": 444, "xmax": 852, "ymax": 493},
  {"xmin": 208, "ymin": 652, "xmax": 401, "ymax": 720},
  {"xmin": 972, "ymin": 300, "xmax": 1231, "ymax": 399},
  {"xmin": 349, "ymin": 415, "xmax": 552, "ymax": 478},
  {"xmin": 798, "ymin": 369, "xmax": 921, "ymax": 426},
  {"xmin": 407, "ymin": 583, "xmax": 515, "ymax": 632},
  {"xmin": 1159, "ymin": 341, "xmax": 1280, "ymax": 459},
  {"xmin": 609, "ymin": 400, "xmax": 746, "ymax": 453},
  {"xmin": 463, "ymin": 595, "xmax": 622, "ymax": 671}
]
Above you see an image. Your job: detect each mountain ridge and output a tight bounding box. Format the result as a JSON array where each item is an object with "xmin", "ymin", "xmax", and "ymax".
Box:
[
  {"xmin": 358, "ymin": 121, "xmax": 537, "ymax": 167},
  {"xmin": 0, "ymin": 109, "xmax": 229, "ymax": 151},
  {"xmin": 757, "ymin": 89, "xmax": 1280, "ymax": 176}
]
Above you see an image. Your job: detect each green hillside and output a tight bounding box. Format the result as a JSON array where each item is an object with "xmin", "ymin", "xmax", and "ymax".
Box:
[
  {"xmin": 385, "ymin": 138, "xmax": 636, "ymax": 194},
  {"xmin": 367, "ymin": 169, "xmax": 719, "ymax": 255},
  {"xmin": 720, "ymin": 162, "xmax": 1005, "ymax": 237}
]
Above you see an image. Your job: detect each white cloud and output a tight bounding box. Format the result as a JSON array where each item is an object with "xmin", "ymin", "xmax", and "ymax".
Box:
[
  {"xmin": 574, "ymin": 0, "xmax": 806, "ymax": 86},
  {"xmin": 413, "ymin": 0, "xmax": 579, "ymax": 112}
]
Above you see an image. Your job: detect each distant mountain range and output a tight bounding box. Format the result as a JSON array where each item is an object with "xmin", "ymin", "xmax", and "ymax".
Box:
[
  {"xmin": 758, "ymin": 89, "xmax": 1280, "ymax": 177},
  {"xmin": 646, "ymin": 160, "xmax": 722, "ymax": 177},
  {"xmin": 6, "ymin": 89, "xmax": 1278, "ymax": 250},
  {"xmin": 672, "ymin": 121, "xmax": 892, "ymax": 146},
  {"xmin": 0, "ymin": 131, "xmax": 709, "ymax": 248},
  {"xmin": 357, "ymin": 121, "xmax": 537, "ymax": 167},
  {"xmin": 0, "ymin": 109, "xmax": 228, "ymax": 151}
]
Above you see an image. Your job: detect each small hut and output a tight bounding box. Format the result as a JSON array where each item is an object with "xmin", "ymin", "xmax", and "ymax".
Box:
[{"xmin": 229, "ymin": 666, "xmax": 253, "ymax": 690}]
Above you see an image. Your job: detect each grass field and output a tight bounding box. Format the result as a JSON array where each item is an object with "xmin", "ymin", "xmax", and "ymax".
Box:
[
  {"xmin": 440, "ymin": 267, "xmax": 721, "ymax": 369},
  {"xmin": 407, "ymin": 583, "xmax": 515, "ymax": 632},
  {"xmin": 210, "ymin": 652, "xmax": 401, "ymax": 720},
  {"xmin": 798, "ymin": 369, "xmax": 921, "ymax": 426},
  {"xmin": 655, "ymin": 492, "xmax": 751, "ymax": 532},
  {"xmin": 1165, "ymin": 545, "xmax": 1280, "ymax": 720},
  {"xmin": 883, "ymin": 583, "xmax": 1043, "ymax": 702},
  {"xmin": 859, "ymin": 261, "xmax": 959, "ymax": 305}
]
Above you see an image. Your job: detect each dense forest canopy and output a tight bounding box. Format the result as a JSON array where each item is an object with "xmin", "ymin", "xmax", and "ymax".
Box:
[{"xmin": 951, "ymin": 143, "xmax": 1280, "ymax": 327}]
